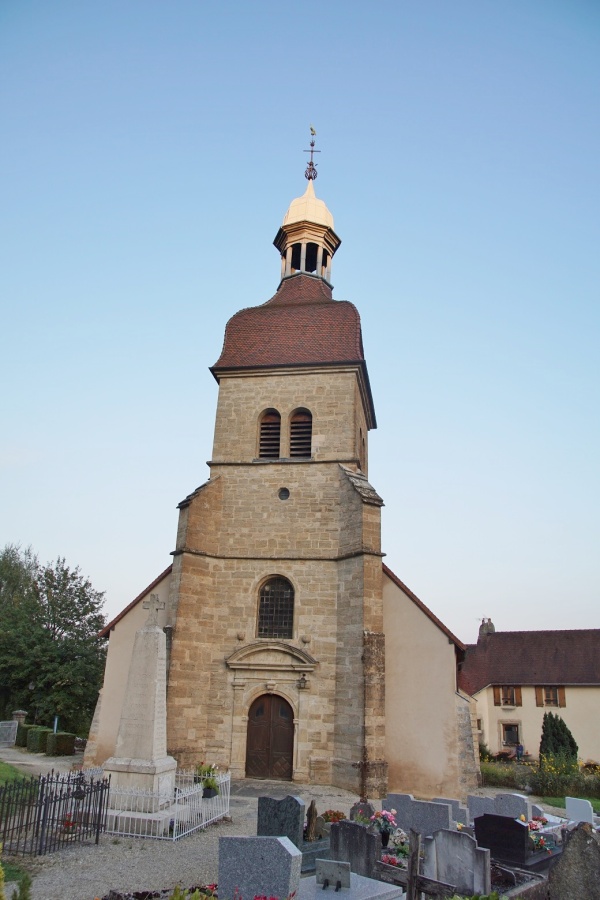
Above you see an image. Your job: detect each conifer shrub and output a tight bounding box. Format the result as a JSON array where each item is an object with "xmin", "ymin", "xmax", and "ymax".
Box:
[
  {"xmin": 45, "ymin": 732, "xmax": 75, "ymax": 756},
  {"xmin": 26, "ymin": 727, "xmax": 52, "ymax": 753},
  {"xmin": 539, "ymin": 711, "xmax": 578, "ymax": 759}
]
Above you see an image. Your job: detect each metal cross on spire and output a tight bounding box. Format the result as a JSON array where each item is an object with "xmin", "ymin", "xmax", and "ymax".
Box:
[{"xmin": 304, "ymin": 125, "xmax": 320, "ymax": 180}]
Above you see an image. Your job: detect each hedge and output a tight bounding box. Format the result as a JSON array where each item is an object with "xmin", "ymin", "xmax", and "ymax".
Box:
[
  {"xmin": 26, "ymin": 727, "xmax": 52, "ymax": 753},
  {"xmin": 46, "ymin": 732, "xmax": 76, "ymax": 756},
  {"xmin": 15, "ymin": 723, "xmax": 36, "ymax": 748}
]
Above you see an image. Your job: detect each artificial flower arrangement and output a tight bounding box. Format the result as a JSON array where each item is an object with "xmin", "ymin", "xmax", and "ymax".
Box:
[
  {"xmin": 321, "ymin": 809, "xmax": 346, "ymax": 823},
  {"xmin": 369, "ymin": 809, "xmax": 397, "ymax": 834}
]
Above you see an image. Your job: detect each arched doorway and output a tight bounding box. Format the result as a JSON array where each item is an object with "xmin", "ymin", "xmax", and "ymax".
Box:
[{"xmin": 245, "ymin": 694, "xmax": 294, "ymax": 780}]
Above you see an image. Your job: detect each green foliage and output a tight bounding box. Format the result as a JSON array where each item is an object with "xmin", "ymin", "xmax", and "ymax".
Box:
[
  {"xmin": 0, "ymin": 545, "xmax": 106, "ymax": 735},
  {"xmin": 14, "ymin": 725, "xmax": 35, "ymax": 748},
  {"xmin": 478, "ymin": 741, "xmax": 493, "ymax": 762},
  {"xmin": 479, "ymin": 760, "xmax": 526, "ymax": 789},
  {"xmin": 26, "ymin": 727, "xmax": 52, "ymax": 753},
  {"xmin": 526, "ymin": 754, "xmax": 600, "ymax": 799},
  {"xmin": 45, "ymin": 731, "xmax": 75, "ymax": 756},
  {"xmin": 539, "ymin": 711, "xmax": 578, "ymax": 760},
  {"xmin": 10, "ymin": 873, "xmax": 32, "ymax": 900},
  {"xmin": 543, "ymin": 795, "xmax": 600, "ymax": 812}
]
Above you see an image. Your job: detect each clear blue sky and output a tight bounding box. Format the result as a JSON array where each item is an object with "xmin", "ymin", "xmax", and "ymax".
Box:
[{"xmin": 1, "ymin": 1, "xmax": 598, "ymax": 643}]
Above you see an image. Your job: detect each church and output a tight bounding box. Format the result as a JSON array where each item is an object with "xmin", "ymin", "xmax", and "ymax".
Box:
[{"xmin": 85, "ymin": 150, "xmax": 480, "ymax": 799}]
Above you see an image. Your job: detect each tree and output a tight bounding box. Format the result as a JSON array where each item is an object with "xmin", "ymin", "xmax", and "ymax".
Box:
[
  {"xmin": 539, "ymin": 710, "xmax": 578, "ymax": 760},
  {"xmin": 0, "ymin": 545, "xmax": 107, "ymax": 735}
]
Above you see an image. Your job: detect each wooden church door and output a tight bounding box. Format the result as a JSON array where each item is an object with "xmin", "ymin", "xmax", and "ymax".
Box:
[{"xmin": 245, "ymin": 694, "xmax": 294, "ymax": 780}]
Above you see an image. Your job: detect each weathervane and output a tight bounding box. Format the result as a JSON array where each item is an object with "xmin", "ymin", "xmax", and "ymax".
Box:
[{"xmin": 304, "ymin": 125, "xmax": 320, "ymax": 180}]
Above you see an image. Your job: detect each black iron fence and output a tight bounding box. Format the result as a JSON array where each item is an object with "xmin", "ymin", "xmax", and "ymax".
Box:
[{"xmin": 0, "ymin": 770, "xmax": 110, "ymax": 856}]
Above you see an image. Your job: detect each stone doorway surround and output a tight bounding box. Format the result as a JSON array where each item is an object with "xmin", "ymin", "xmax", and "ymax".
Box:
[{"xmin": 225, "ymin": 640, "xmax": 317, "ymax": 782}]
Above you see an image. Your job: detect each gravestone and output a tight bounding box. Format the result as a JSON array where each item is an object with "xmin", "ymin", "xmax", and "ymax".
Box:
[
  {"xmin": 531, "ymin": 803, "xmax": 545, "ymax": 818},
  {"xmin": 103, "ymin": 594, "xmax": 177, "ymax": 807},
  {"xmin": 330, "ymin": 819, "xmax": 379, "ymax": 878},
  {"xmin": 257, "ymin": 794, "xmax": 305, "ymax": 849},
  {"xmin": 383, "ymin": 793, "xmax": 452, "ymax": 836},
  {"xmin": 219, "ymin": 836, "xmax": 301, "ymax": 900},
  {"xmin": 298, "ymin": 872, "xmax": 403, "ymax": 900},
  {"xmin": 495, "ymin": 791, "xmax": 531, "ymax": 820},
  {"xmin": 423, "ymin": 829, "xmax": 491, "ymax": 896},
  {"xmin": 544, "ymin": 822, "xmax": 600, "ymax": 900},
  {"xmin": 315, "ymin": 815, "xmax": 328, "ymax": 839},
  {"xmin": 316, "ymin": 859, "xmax": 351, "ymax": 889},
  {"xmin": 566, "ymin": 796, "xmax": 595, "ymax": 825},
  {"xmin": 433, "ymin": 796, "xmax": 469, "ymax": 825},
  {"xmin": 467, "ymin": 794, "xmax": 495, "ymax": 821},
  {"xmin": 350, "ymin": 799, "xmax": 376, "ymax": 822},
  {"xmin": 474, "ymin": 813, "xmax": 530, "ymax": 865}
]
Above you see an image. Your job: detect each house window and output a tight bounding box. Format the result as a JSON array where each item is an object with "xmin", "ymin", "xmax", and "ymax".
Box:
[
  {"xmin": 493, "ymin": 685, "xmax": 522, "ymax": 707},
  {"xmin": 257, "ymin": 576, "xmax": 294, "ymax": 639},
  {"xmin": 535, "ymin": 686, "xmax": 566, "ymax": 707},
  {"xmin": 502, "ymin": 723, "xmax": 520, "ymax": 746},
  {"xmin": 289, "ymin": 409, "xmax": 312, "ymax": 458},
  {"xmin": 259, "ymin": 410, "xmax": 281, "ymax": 459}
]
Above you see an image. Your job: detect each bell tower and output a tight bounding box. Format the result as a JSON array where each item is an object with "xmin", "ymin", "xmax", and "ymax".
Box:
[{"xmin": 166, "ymin": 136, "xmax": 388, "ymax": 796}]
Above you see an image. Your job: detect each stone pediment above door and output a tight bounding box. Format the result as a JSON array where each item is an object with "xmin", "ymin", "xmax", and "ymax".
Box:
[{"xmin": 225, "ymin": 641, "xmax": 317, "ymax": 673}]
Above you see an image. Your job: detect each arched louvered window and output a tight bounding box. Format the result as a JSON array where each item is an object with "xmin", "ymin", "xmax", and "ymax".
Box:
[
  {"xmin": 259, "ymin": 409, "xmax": 281, "ymax": 459},
  {"xmin": 290, "ymin": 409, "xmax": 312, "ymax": 458},
  {"xmin": 257, "ymin": 576, "xmax": 294, "ymax": 639}
]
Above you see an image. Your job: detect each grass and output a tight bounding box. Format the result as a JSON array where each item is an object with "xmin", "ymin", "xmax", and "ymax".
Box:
[
  {"xmin": 543, "ymin": 795, "xmax": 600, "ymax": 813},
  {"xmin": 1, "ymin": 859, "xmax": 30, "ymax": 885},
  {"xmin": 0, "ymin": 760, "xmax": 27, "ymax": 785}
]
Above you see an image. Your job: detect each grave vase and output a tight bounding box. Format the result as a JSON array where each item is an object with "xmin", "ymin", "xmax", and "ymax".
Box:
[{"xmin": 381, "ymin": 831, "xmax": 390, "ymax": 848}]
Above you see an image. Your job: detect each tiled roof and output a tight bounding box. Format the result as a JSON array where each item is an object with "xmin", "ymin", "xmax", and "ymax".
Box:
[
  {"xmin": 458, "ymin": 629, "xmax": 600, "ymax": 695},
  {"xmin": 383, "ymin": 564, "xmax": 465, "ymax": 651},
  {"xmin": 211, "ymin": 273, "xmax": 365, "ymax": 371}
]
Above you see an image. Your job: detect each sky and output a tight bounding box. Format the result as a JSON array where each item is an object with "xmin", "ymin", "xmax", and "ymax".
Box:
[{"xmin": 1, "ymin": 1, "xmax": 599, "ymax": 644}]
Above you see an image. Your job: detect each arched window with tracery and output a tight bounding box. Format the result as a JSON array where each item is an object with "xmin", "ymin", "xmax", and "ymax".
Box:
[
  {"xmin": 259, "ymin": 409, "xmax": 281, "ymax": 458},
  {"xmin": 257, "ymin": 576, "xmax": 294, "ymax": 639},
  {"xmin": 289, "ymin": 409, "xmax": 312, "ymax": 458}
]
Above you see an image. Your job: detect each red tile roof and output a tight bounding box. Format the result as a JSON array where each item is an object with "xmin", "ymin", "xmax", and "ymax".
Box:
[
  {"xmin": 383, "ymin": 564, "xmax": 465, "ymax": 651},
  {"xmin": 211, "ymin": 272, "xmax": 376, "ymax": 426},
  {"xmin": 458, "ymin": 629, "xmax": 600, "ymax": 695},
  {"xmin": 212, "ymin": 273, "xmax": 365, "ymax": 370}
]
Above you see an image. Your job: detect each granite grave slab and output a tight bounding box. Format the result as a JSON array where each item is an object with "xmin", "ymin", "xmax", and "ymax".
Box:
[
  {"xmin": 383, "ymin": 793, "xmax": 452, "ymax": 836},
  {"xmin": 257, "ymin": 794, "xmax": 305, "ymax": 849},
  {"xmin": 219, "ymin": 836, "xmax": 301, "ymax": 900},
  {"xmin": 330, "ymin": 819, "xmax": 379, "ymax": 878},
  {"xmin": 423, "ymin": 829, "xmax": 491, "ymax": 896}
]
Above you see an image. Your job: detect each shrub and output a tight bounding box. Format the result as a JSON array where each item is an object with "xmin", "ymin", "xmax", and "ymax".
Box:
[
  {"xmin": 539, "ymin": 712, "xmax": 578, "ymax": 760},
  {"xmin": 15, "ymin": 724, "xmax": 36, "ymax": 748},
  {"xmin": 45, "ymin": 732, "xmax": 75, "ymax": 756},
  {"xmin": 478, "ymin": 741, "xmax": 493, "ymax": 762},
  {"xmin": 480, "ymin": 760, "xmax": 526, "ymax": 790},
  {"xmin": 26, "ymin": 727, "xmax": 52, "ymax": 753},
  {"xmin": 527, "ymin": 752, "xmax": 580, "ymax": 797}
]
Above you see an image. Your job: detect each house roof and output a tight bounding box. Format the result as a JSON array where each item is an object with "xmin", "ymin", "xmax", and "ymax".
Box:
[
  {"xmin": 382, "ymin": 563, "xmax": 465, "ymax": 651},
  {"xmin": 99, "ymin": 565, "xmax": 173, "ymax": 638},
  {"xmin": 458, "ymin": 629, "xmax": 600, "ymax": 695}
]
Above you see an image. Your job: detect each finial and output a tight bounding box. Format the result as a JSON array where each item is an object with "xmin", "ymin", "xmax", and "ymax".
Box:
[{"xmin": 304, "ymin": 125, "xmax": 320, "ymax": 181}]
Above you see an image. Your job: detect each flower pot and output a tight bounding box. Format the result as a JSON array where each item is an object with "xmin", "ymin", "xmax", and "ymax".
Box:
[
  {"xmin": 203, "ymin": 787, "xmax": 218, "ymax": 798},
  {"xmin": 381, "ymin": 831, "xmax": 390, "ymax": 848}
]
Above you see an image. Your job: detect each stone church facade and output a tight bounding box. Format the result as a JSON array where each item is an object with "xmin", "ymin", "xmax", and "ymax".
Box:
[{"xmin": 86, "ymin": 175, "xmax": 480, "ymax": 799}]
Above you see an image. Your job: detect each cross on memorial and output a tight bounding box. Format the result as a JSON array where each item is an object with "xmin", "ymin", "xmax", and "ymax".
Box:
[{"xmin": 143, "ymin": 593, "xmax": 165, "ymax": 626}]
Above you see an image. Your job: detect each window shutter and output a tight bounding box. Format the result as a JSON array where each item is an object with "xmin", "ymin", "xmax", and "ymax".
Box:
[
  {"xmin": 515, "ymin": 686, "xmax": 522, "ymax": 706},
  {"xmin": 558, "ymin": 686, "xmax": 566, "ymax": 707},
  {"xmin": 493, "ymin": 686, "xmax": 501, "ymax": 706},
  {"xmin": 535, "ymin": 686, "xmax": 543, "ymax": 707}
]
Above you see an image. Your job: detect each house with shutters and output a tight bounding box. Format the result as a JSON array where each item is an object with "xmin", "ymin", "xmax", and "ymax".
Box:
[
  {"xmin": 84, "ymin": 157, "xmax": 480, "ymax": 799},
  {"xmin": 458, "ymin": 618, "xmax": 600, "ymax": 761}
]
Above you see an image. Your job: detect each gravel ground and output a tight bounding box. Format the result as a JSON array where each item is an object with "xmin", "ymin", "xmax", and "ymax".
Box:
[{"xmin": 1, "ymin": 747, "xmax": 568, "ymax": 900}]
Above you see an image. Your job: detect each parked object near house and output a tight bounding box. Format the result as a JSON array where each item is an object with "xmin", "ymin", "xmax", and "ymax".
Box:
[{"xmin": 458, "ymin": 619, "xmax": 600, "ymax": 760}]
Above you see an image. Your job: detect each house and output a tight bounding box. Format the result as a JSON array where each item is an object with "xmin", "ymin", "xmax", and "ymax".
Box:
[
  {"xmin": 458, "ymin": 618, "xmax": 600, "ymax": 761},
  {"xmin": 84, "ymin": 158, "xmax": 480, "ymax": 799}
]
